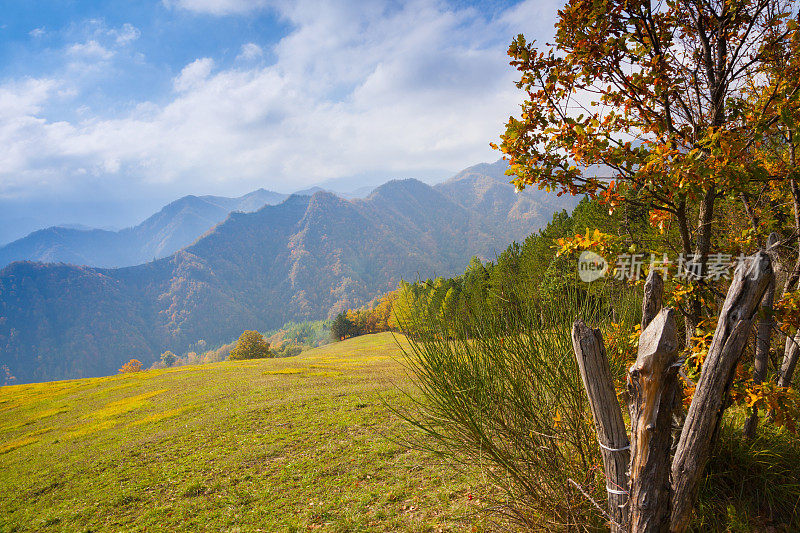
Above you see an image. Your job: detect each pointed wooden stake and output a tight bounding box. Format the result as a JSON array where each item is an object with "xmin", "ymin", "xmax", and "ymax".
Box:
[
  {"xmin": 571, "ymin": 320, "xmax": 629, "ymax": 532},
  {"xmin": 778, "ymin": 333, "xmax": 800, "ymax": 388},
  {"xmin": 628, "ymin": 308, "xmax": 679, "ymax": 532},
  {"xmin": 641, "ymin": 270, "xmax": 664, "ymax": 331}
]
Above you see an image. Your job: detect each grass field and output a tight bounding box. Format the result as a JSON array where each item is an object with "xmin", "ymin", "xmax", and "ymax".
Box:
[{"xmin": 0, "ymin": 333, "xmax": 496, "ymax": 532}]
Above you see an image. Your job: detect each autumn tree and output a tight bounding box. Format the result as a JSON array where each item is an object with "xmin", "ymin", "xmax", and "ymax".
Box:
[
  {"xmin": 119, "ymin": 359, "xmax": 143, "ymax": 373},
  {"xmin": 160, "ymin": 350, "xmax": 177, "ymax": 367},
  {"xmin": 495, "ymin": 1, "xmax": 800, "ymax": 529},
  {"xmin": 331, "ymin": 312, "xmax": 357, "ymax": 340},
  {"xmin": 495, "ymin": 0, "xmax": 798, "ymax": 343},
  {"xmin": 738, "ymin": 25, "xmax": 800, "ymax": 388},
  {"xmin": 228, "ymin": 330, "xmax": 272, "ymax": 360}
]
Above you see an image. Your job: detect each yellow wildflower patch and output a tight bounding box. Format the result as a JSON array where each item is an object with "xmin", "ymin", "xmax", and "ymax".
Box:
[
  {"xmin": 85, "ymin": 389, "xmax": 167, "ymax": 420},
  {"xmin": 129, "ymin": 406, "xmax": 192, "ymax": 427}
]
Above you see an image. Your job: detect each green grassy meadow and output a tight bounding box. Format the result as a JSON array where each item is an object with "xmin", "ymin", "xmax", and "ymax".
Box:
[{"xmin": 0, "ymin": 333, "xmax": 495, "ymax": 532}]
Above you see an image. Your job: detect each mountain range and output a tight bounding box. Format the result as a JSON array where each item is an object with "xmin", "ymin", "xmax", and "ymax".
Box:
[
  {"xmin": 0, "ymin": 187, "xmax": 383, "ymax": 269},
  {"xmin": 0, "ymin": 161, "xmax": 578, "ymax": 383},
  {"xmin": 0, "ymin": 190, "xmax": 289, "ymax": 269}
]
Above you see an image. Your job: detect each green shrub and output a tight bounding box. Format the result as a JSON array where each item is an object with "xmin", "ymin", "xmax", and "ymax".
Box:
[
  {"xmin": 276, "ymin": 344, "xmax": 302, "ymax": 358},
  {"xmin": 398, "ymin": 281, "xmax": 638, "ymax": 529},
  {"xmin": 160, "ymin": 350, "xmax": 176, "ymax": 367},
  {"xmin": 229, "ymin": 331, "xmax": 272, "ymax": 360}
]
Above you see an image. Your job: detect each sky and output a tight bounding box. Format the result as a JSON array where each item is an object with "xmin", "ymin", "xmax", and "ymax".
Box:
[{"xmin": 0, "ymin": 0, "xmax": 560, "ymax": 233}]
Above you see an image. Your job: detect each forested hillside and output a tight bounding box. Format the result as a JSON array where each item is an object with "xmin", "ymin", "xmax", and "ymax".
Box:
[{"xmin": 0, "ymin": 165, "xmax": 574, "ymax": 384}]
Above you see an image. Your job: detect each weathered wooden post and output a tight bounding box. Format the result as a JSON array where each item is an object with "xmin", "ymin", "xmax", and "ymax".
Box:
[
  {"xmin": 778, "ymin": 231, "xmax": 800, "ymax": 388},
  {"xmin": 572, "ymin": 253, "xmax": 773, "ymax": 531},
  {"xmin": 670, "ymin": 252, "xmax": 773, "ymax": 532},
  {"xmin": 572, "ymin": 320, "xmax": 630, "ymax": 532},
  {"xmin": 627, "ymin": 308, "xmax": 679, "ymax": 533},
  {"xmin": 641, "ymin": 270, "xmax": 664, "ymax": 331}
]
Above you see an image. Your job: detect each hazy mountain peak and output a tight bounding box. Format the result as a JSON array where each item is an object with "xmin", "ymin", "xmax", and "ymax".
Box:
[
  {"xmin": 309, "ymin": 189, "xmax": 342, "ymax": 201},
  {"xmin": 301, "ymin": 190, "xmax": 354, "ymax": 222},
  {"xmin": 435, "ymin": 158, "xmax": 579, "ymax": 246},
  {"xmin": 0, "ymin": 189, "xmax": 289, "ymax": 269},
  {"xmin": 293, "ymin": 186, "xmax": 327, "ymax": 197},
  {"xmin": 366, "ymin": 178, "xmax": 430, "ymax": 199},
  {"xmin": 446, "ymin": 159, "xmax": 509, "ymax": 184}
]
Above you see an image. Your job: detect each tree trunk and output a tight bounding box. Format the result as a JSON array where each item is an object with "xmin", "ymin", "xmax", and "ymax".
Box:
[
  {"xmin": 628, "ymin": 308, "xmax": 680, "ymax": 532},
  {"xmin": 787, "ymin": 177, "xmax": 800, "ymax": 294},
  {"xmin": 777, "ymin": 178, "xmax": 800, "ymax": 386},
  {"xmin": 778, "ymin": 333, "xmax": 800, "ymax": 388},
  {"xmin": 675, "ymin": 201, "xmax": 694, "ymax": 345},
  {"xmin": 742, "ymin": 290, "xmax": 774, "ymax": 433},
  {"xmin": 571, "ymin": 320, "xmax": 629, "ymax": 532},
  {"xmin": 744, "ymin": 235, "xmax": 778, "ymax": 438},
  {"xmin": 685, "ymin": 189, "xmax": 716, "ymax": 345},
  {"xmin": 739, "ymin": 192, "xmax": 763, "ymax": 247},
  {"xmin": 670, "ymin": 252, "xmax": 773, "ymax": 532}
]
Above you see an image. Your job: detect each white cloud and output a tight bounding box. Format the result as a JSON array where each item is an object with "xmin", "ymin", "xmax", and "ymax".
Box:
[
  {"xmin": 0, "ymin": 0, "xmax": 561, "ymax": 198},
  {"xmin": 237, "ymin": 43, "xmax": 263, "ymax": 61},
  {"xmin": 163, "ymin": 0, "xmax": 272, "ymax": 15},
  {"xmin": 173, "ymin": 57, "xmax": 215, "ymax": 92},
  {"xmin": 110, "ymin": 23, "xmax": 141, "ymax": 45},
  {"xmin": 67, "ymin": 40, "xmax": 114, "ymax": 61},
  {"xmin": 498, "ymin": 0, "xmax": 561, "ymax": 34},
  {"xmin": 0, "ymin": 78, "xmax": 58, "ymax": 119},
  {"xmin": 63, "ymin": 22, "xmax": 141, "ymax": 67},
  {"xmin": 29, "ymin": 27, "xmax": 45, "ymax": 38}
]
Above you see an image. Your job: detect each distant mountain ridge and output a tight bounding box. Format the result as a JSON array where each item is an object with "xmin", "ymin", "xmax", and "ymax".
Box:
[
  {"xmin": 0, "ymin": 189, "xmax": 288, "ymax": 269},
  {"xmin": 0, "ymin": 161, "xmax": 579, "ymax": 384},
  {"xmin": 0, "ymin": 184, "xmax": 380, "ymax": 269}
]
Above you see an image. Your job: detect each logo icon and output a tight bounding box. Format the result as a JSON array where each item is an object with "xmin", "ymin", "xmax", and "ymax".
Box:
[{"xmin": 578, "ymin": 251, "xmax": 608, "ymax": 282}]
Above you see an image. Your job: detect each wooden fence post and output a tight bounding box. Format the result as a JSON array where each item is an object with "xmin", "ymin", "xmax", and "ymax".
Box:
[
  {"xmin": 628, "ymin": 308, "xmax": 679, "ymax": 533},
  {"xmin": 670, "ymin": 252, "xmax": 773, "ymax": 532},
  {"xmin": 571, "ymin": 320, "xmax": 629, "ymax": 532},
  {"xmin": 641, "ymin": 270, "xmax": 664, "ymax": 331}
]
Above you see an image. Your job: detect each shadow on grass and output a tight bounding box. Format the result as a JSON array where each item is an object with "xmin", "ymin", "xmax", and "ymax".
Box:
[{"xmin": 694, "ymin": 422, "xmax": 800, "ymax": 532}]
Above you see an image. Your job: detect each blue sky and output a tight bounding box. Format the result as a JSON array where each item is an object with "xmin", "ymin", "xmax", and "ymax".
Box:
[{"xmin": 0, "ymin": 0, "xmax": 559, "ymax": 216}]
